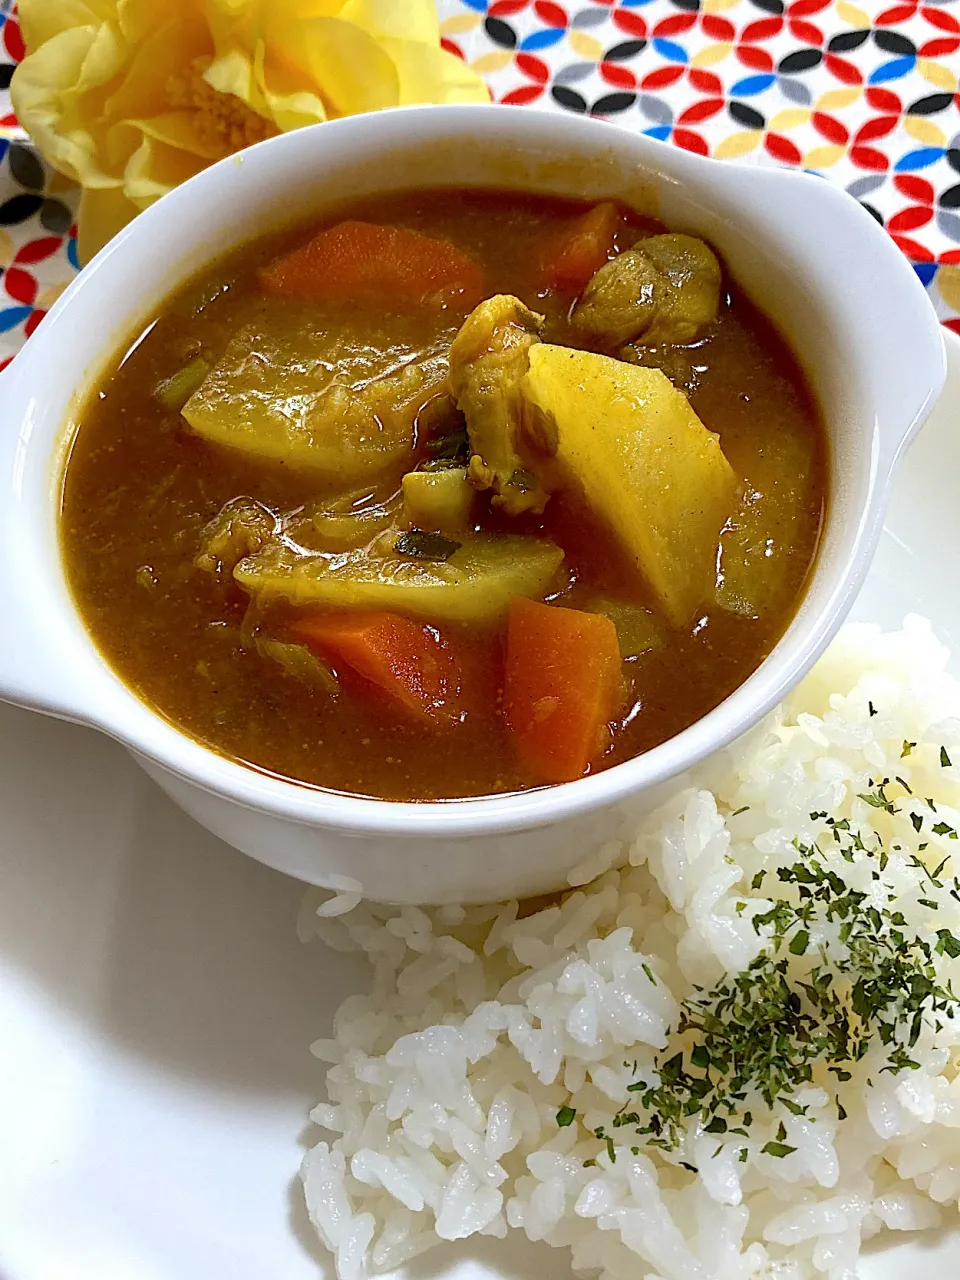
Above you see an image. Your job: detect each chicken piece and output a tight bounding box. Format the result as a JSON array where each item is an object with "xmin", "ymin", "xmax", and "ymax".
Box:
[
  {"xmin": 196, "ymin": 497, "xmax": 278, "ymax": 576},
  {"xmin": 572, "ymin": 234, "xmax": 721, "ymax": 350},
  {"xmin": 447, "ymin": 295, "xmax": 552, "ymax": 516}
]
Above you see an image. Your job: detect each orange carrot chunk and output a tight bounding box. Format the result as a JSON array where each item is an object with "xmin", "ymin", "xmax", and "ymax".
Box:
[
  {"xmin": 504, "ymin": 598, "xmax": 622, "ymax": 784},
  {"xmin": 538, "ymin": 202, "xmax": 622, "ymax": 293},
  {"xmin": 290, "ymin": 610, "xmax": 462, "ymax": 723},
  {"xmin": 258, "ymin": 220, "xmax": 485, "ymax": 306}
]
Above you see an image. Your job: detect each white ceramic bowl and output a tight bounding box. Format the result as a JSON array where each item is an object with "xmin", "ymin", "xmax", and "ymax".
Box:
[{"xmin": 0, "ymin": 104, "xmax": 945, "ymax": 905}]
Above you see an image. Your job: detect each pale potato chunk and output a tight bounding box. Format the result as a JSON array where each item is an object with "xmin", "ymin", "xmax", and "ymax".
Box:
[
  {"xmin": 233, "ymin": 534, "xmax": 564, "ymax": 625},
  {"xmin": 522, "ymin": 345, "xmax": 737, "ymax": 627},
  {"xmin": 402, "ymin": 467, "xmax": 473, "ymax": 535},
  {"xmin": 182, "ymin": 323, "xmax": 448, "ymax": 482}
]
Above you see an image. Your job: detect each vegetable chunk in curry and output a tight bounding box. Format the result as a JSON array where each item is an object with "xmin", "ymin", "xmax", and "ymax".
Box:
[{"xmin": 60, "ymin": 188, "xmax": 826, "ymax": 800}]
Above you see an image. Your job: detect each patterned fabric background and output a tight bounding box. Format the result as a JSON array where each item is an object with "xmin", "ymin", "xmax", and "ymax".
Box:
[{"xmin": 1, "ymin": 0, "xmax": 959, "ymax": 372}]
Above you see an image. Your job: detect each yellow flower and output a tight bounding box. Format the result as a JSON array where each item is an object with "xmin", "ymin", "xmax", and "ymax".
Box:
[{"xmin": 11, "ymin": 0, "xmax": 489, "ymax": 263}]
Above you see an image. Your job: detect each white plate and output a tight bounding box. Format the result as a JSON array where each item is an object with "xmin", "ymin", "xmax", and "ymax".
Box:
[{"xmin": 3, "ymin": 334, "xmax": 960, "ymax": 1280}]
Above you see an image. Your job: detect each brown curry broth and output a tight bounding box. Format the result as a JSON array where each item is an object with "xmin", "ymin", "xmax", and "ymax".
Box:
[{"xmin": 60, "ymin": 188, "xmax": 825, "ymax": 801}]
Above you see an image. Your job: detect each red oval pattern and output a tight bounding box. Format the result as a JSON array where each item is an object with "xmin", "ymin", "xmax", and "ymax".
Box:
[
  {"xmin": 2, "ymin": 0, "xmax": 960, "ymax": 355},
  {"xmin": 612, "ymin": 10, "xmax": 646, "ymax": 38},
  {"xmin": 599, "ymin": 62, "xmax": 638, "ymax": 90},
  {"xmin": 515, "ymin": 53, "xmax": 550, "ymax": 83},
  {"xmin": 765, "ymin": 133, "xmax": 803, "ymax": 165},
  {"xmin": 533, "ymin": 0, "xmax": 567, "ymax": 27},
  {"xmin": 13, "ymin": 237, "xmax": 63, "ymax": 266},
  {"xmin": 4, "ymin": 267, "xmax": 37, "ymax": 307},
  {"xmin": 895, "ymin": 175, "xmax": 936, "ymax": 204},
  {"xmin": 736, "ymin": 45, "xmax": 775, "ymax": 71},
  {"xmin": 2, "ymin": 18, "xmax": 24, "ymax": 62},
  {"xmin": 888, "ymin": 206, "xmax": 934, "ymax": 234}
]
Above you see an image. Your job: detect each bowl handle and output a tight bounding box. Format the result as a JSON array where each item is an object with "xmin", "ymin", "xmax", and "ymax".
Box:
[{"xmin": 0, "ymin": 362, "xmax": 93, "ymax": 724}]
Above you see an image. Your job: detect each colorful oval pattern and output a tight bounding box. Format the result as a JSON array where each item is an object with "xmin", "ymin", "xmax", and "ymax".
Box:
[{"xmin": 2, "ymin": 0, "xmax": 960, "ymax": 366}]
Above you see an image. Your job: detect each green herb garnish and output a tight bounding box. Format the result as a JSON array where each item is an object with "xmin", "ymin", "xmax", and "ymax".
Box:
[
  {"xmin": 394, "ymin": 529, "xmax": 462, "ymax": 562},
  {"xmin": 591, "ymin": 807, "xmax": 960, "ymax": 1158}
]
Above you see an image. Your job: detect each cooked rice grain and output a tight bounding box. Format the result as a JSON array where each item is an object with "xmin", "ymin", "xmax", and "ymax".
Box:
[{"xmin": 300, "ymin": 616, "xmax": 960, "ymax": 1279}]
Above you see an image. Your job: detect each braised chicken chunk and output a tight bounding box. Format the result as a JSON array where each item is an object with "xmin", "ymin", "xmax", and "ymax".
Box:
[
  {"xmin": 573, "ymin": 233, "xmax": 721, "ymax": 350},
  {"xmin": 447, "ymin": 295, "xmax": 551, "ymax": 515}
]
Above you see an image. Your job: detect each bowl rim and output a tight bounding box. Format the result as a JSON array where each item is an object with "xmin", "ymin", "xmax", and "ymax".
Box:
[{"xmin": 0, "ymin": 102, "xmax": 946, "ymax": 837}]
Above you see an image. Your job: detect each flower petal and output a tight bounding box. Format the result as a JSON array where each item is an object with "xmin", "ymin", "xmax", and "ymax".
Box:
[
  {"xmin": 122, "ymin": 130, "xmax": 206, "ymax": 203},
  {"xmin": 253, "ymin": 42, "xmax": 329, "ymax": 132},
  {"xmin": 76, "ymin": 184, "xmax": 140, "ymax": 263},
  {"xmin": 103, "ymin": 14, "xmax": 211, "ymax": 122},
  {"xmin": 381, "ymin": 38, "xmax": 490, "ymax": 105},
  {"xmin": 17, "ymin": 0, "xmax": 104, "ymax": 52},
  {"xmin": 341, "ymin": 0, "xmax": 440, "ymax": 47},
  {"xmin": 296, "ymin": 17, "xmax": 400, "ymax": 116},
  {"xmin": 10, "ymin": 26, "xmax": 123, "ymax": 184}
]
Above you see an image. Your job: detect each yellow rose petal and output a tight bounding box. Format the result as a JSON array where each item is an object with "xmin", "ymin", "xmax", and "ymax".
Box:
[
  {"xmin": 917, "ymin": 58, "xmax": 957, "ymax": 92},
  {"xmin": 714, "ymin": 131, "xmax": 762, "ymax": 159},
  {"xmin": 76, "ymin": 185, "xmax": 141, "ymax": 264},
  {"xmin": 105, "ymin": 17, "xmax": 212, "ymax": 122},
  {"xmin": 804, "ymin": 144, "xmax": 844, "ymax": 168},
  {"xmin": 297, "ymin": 16, "xmax": 400, "ymax": 115},
  {"xmin": 342, "ymin": 0, "xmax": 440, "ymax": 47},
  {"xmin": 255, "ymin": 42, "xmax": 329, "ymax": 131},
  {"xmin": 703, "ymin": 0, "xmax": 739, "ymax": 10},
  {"xmin": 10, "ymin": 27, "xmax": 116, "ymax": 184},
  {"xmin": 16, "ymin": 0, "xmax": 101, "ymax": 51},
  {"xmin": 0, "ymin": 229, "xmax": 14, "ymax": 270},
  {"xmin": 379, "ymin": 36, "xmax": 489, "ymax": 106},
  {"xmin": 124, "ymin": 111, "xmax": 226, "ymax": 161},
  {"xmin": 904, "ymin": 116, "xmax": 946, "ymax": 148},
  {"xmin": 122, "ymin": 131, "xmax": 206, "ymax": 203}
]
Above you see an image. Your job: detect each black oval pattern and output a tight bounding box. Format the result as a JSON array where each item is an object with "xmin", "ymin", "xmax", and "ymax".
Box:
[
  {"xmin": 0, "ymin": 194, "xmax": 45, "ymax": 226},
  {"xmin": 874, "ymin": 30, "xmax": 916, "ymax": 57},
  {"xmin": 940, "ymin": 184, "xmax": 960, "ymax": 210},
  {"xmin": 729, "ymin": 101, "xmax": 765, "ymax": 129},
  {"xmin": 908, "ymin": 93, "xmax": 955, "ymax": 116},
  {"xmin": 749, "ymin": 0, "xmax": 784, "ymax": 12},
  {"xmin": 779, "ymin": 48, "xmax": 822, "ymax": 74},
  {"xmin": 947, "ymin": 149, "xmax": 960, "ymax": 178},
  {"xmin": 670, "ymin": 0, "xmax": 701, "ymax": 11},
  {"xmin": 39, "ymin": 197, "xmax": 74, "ymax": 234},
  {"xmin": 860, "ymin": 203, "xmax": 884, "ymax": 226},
  {"xmin": 828, "ymin": 30, "xmax": 869, "ymax": 54},
  {"xmin": 8, "ymin": 144, "xmax": 45, "ymax": 192},
  {"xmin": 483, "ymin": 16, "xmax": 516, "ymax": 49},
  {"xmin": 592, "ymin": 92, "xmax": 637, "ymax": 115},
  {"xmin": 551, "ymin": 85, "xmax": 588, "ymax": 114},
  {"xmin": 605, "ymin": 40, "xmax": 646, "ymax": 62},
  {"xmin": 0, "ymin": 63, "xmax": 12, "ymax": 92}
]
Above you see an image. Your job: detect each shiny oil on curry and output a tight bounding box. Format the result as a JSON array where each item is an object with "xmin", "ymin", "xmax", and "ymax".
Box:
[{"xmin": 60, "ymin": 188, "xmax": 825, "ymax": 801}]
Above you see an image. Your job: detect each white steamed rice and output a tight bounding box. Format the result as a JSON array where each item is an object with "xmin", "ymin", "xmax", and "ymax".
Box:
[{"xmin": 297, "ymin": 616, "xmax": 960, "ymax": 1279}]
